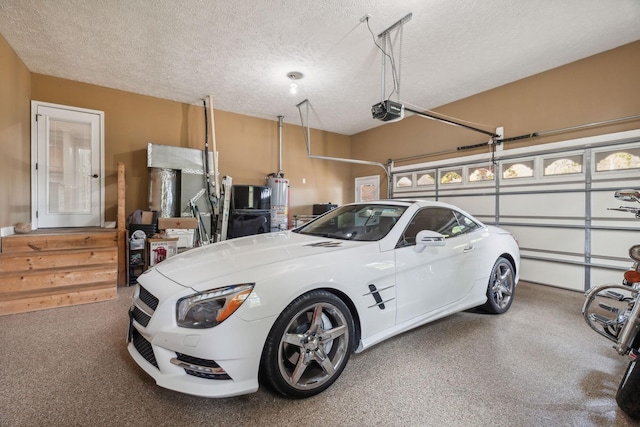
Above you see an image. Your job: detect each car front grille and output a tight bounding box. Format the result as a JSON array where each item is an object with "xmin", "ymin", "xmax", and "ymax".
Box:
[
  {"xmin": 132, "ymin": 285, "xmax": 157, "ymax": 328},
  {"xmin": 130, "ymin": 285, "xmax": 159, "ymax": 368},
  {"xmin": 132, "ymin": 328, "xmax": 158, "ymax": 369},
  {"xmin": 131, "ymin": 305, "xmax": 151, "ymax": 327},
  {"xmin": 138, "ymin": 285, "xmax": 159, "ymax": 310}
]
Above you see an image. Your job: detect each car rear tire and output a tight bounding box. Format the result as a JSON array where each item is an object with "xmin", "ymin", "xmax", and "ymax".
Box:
[
  {"xmin": 481, "ymin": 257, "xmax": 515, "ymax": 314},
  {"xmin": 260, "ymin": 290, "xmax": 354, "ymax": 398},
  {"xmin": 616, "ymin": 358, "xmax": 640, "ymax": 419}
]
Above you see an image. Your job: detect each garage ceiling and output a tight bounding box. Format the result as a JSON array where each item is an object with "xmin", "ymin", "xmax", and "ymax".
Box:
[{"xmin": 1, "ymin": 0, "xmax": 638, "ymax": 136}]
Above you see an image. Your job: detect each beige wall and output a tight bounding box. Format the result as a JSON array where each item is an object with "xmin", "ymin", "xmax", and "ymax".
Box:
[
  {"xmin": 351, "ymin": 41, "xmax": 640, "ymax": 198},
  {"xmin": 0, "ymin": 34, "xmax": 31, "ymax": 227},
  {"xmin": 25, "ymin": 75, "xmax": 352, "ymax": 223}
]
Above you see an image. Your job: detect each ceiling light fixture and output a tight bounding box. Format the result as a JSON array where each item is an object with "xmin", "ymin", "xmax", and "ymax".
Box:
[{"xmin": 287, "ymin": 71, "xmax": 303, "ymax": 95}]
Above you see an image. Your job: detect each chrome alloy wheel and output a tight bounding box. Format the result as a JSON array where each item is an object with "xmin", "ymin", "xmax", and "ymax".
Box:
[
  {"xmin": 490, "ymin": 259, "xmax": 515, "ymax": 310},
  {"xmin": 277, "ymin": 301, "xmax": 350, "ymax": 391}
]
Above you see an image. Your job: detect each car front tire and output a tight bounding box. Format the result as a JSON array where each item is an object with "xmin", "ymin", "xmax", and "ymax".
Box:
[
  {"xmin": 481, "ymin": 257, "xmax": 516, "ymax": 314},
  {"xmin": 260, "ymin": 290, "xmax": 354, "ymax": 398}
]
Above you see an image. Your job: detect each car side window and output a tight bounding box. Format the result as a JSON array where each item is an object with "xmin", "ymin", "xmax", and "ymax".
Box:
[{"xmin": 398, "ymin": 207, "xmax": 479, "ymax": 247}]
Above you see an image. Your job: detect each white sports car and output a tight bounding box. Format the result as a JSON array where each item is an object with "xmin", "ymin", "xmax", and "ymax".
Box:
[{"xmin": 127, "ymin": 200, "xmax": 519, "ymax": 398}]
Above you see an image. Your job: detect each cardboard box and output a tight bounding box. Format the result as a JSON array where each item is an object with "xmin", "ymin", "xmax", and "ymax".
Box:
[
  {"xmin": 148, "ymin": 238, "xmax": 179, "ymax": 266},
  {"xmin": 157, "ymin": 217, "xmax": 198, "ymax": 230},
  {"xmin": 141, "ymin": 211, "xmax": 155, "ymax": 224}
]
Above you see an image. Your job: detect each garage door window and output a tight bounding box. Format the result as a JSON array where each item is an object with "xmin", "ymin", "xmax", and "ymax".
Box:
[
  {"xmin": 395, "ymin": 174, "xmax": 413, "ymax": 188},
  {"xmin": 502, "ymin": 160, "xmax": 534, "ymax": 179},
  {"xmin": 543, "ymin": 155, "xmax": 583, "ymax": 176},
  {"xmin": 417, "ymin": 172, "xmax": 435, "ymax": 186},
  {"xmin": 440, "ymin": 169, "xmax": 462, "ymax": 184},
  {"xmin": 469, "ymin": 166, "xmax": 494, "ymax": 182},
  {"xmin": 595, "ymin": 148, "xmax": 640, "ymax": 172}
]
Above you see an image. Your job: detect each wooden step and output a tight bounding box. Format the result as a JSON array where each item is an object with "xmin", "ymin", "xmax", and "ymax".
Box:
[
  {"xmin": 0, "ymin": 281, "xmax": 117, "ymax": 315},
  {"xmin": 0, "ymin": 264, "xmax": 117, "ymax": 295},
  {"xmin": 0, "ymin": 228, "xmax": 120, "ymax": 316},
  {"xmin": 0, "ymin": 247, "xmax": 117, "ymax": 273},
  {"xmin": 1, "ymin": 231, "xmax": 117, "ymax": 253}
]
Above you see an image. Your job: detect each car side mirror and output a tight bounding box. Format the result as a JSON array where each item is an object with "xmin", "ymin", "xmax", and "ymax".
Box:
[{"xmin": 414, "ymin": 230, "xmax": 445, "ymax": 253}]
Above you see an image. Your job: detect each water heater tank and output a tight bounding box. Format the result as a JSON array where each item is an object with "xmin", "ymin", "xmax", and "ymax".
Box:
[{"xmin": 267, "ymin": 177, "xmax": 290, "ymax": 231}]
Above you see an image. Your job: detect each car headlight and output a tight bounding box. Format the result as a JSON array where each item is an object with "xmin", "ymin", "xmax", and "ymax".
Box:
[{"xmin": 176, "ymin": 283, "xmax": 254, "ymax": 328}]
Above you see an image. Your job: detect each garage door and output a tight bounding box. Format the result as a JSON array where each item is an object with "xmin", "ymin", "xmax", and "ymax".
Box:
[{"xmin": 390, "ymin": 129, "xmax": 640, "ymax": 291}]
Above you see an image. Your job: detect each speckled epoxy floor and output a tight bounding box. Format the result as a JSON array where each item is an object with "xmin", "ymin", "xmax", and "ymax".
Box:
[{"xmin": 0, "ymin": 282, "xmax": 637, "ymax": 426}]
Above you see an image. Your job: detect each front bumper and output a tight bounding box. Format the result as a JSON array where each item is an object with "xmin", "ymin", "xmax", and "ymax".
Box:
[{"xmin": 127, "ymin": 270, "xmax": 276, "ymax": 398}]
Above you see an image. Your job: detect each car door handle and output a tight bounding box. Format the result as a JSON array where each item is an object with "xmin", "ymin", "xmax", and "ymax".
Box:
[{"xmin": 463, "ymin": 245, "xmax": 474, "ymax": 253}]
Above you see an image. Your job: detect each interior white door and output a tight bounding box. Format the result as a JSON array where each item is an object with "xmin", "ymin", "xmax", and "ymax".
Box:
[{"xmin": 33, "ymin": 102, "xmax": 103, "ymax": 228}]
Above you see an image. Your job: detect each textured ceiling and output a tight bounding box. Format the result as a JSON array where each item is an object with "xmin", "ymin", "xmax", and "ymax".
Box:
[{"xmin": 1, "ymin": 0, "xmax": 639, "ymax": 135}]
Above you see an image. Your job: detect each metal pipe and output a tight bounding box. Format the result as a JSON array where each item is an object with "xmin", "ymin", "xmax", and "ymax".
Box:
[
  {"xmin": 296, "ymin": 99, "xmax": 391, "ymax": 195},
  {"xmin": 380, "ymin": 35, "xmax": 386, "ymax": 102},
  {"xmin": 277, "ymin": 115, "xmax": 284, "ymax": 176},
  {"xmin": 536, "ymin": 114, "xmax": 640, "ymax": 137}
]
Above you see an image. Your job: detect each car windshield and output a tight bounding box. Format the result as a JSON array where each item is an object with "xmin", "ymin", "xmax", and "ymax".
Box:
[{"xmin": 295, "ymin": 204, "xmax": 407, "ymax": 241}]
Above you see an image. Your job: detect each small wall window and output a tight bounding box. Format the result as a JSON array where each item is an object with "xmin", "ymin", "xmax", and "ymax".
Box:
[
  {"xmin": 416, "ymin": 172, "xmax": 435, "ymax": 186},
  {"xmin": 502, "ymin": 160, "xmax": 534, "ymax": 179},
  {"xmin": 468, "ymin": 166, "xmax": 494, "ymax": 182},
  {"xmin": 395, "ymin": 174, "xmax": 413, "ymax": 188},
  {"xmin": 543, "ymin": 155, "xmax": 583, "ymax": 176},
  {"xmin": 595, "ymin": 149, "xmax": 640, "ymax": 172},
  {"xmin": 440, "ymin": 169, "xmax": 462, "ymax": 184}
]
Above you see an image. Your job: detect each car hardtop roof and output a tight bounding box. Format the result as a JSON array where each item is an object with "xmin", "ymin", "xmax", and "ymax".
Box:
[{"xmin": 347, "ymin": 199, "xmax": 460, "ymax": 209}]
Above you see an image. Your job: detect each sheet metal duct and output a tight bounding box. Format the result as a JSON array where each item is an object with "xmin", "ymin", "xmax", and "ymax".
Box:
[{"xmin": 148, "ymin": 168, "xmax": 178, "ymax": 218}]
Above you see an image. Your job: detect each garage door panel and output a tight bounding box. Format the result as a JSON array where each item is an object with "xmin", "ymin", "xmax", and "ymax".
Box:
[
  {"xmin": 520, "ymin": 260, "xmax": 585, "ymax": 291},
  {"xmin": 591, "ymin": 266, "xmax": 629, "ymax": 287},
  {"xmin": 502, "ymin": 225, "xmax": 585, "ymax": 254},
  {"xmin": 436, "ymin": 195, "xmax": 495, "ymax": 218},
  {"xmin": 390, "ymin": 132, "xmax": 640, "ymax": 292},
  {"xmin": 500, "ymin": 192, "xmax": 585, "ymax": 218},
  {"xmin": 591, "ymin": 229, "xmax": 640, "ymax": 260}
]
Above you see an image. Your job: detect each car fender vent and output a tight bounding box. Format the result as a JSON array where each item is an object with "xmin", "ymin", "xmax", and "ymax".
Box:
[{"xmin": 363, "ymin": 284, "xmax": 394, "ymax": 310}]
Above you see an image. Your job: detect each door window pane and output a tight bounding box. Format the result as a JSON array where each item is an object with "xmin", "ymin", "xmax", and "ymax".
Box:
[{"xmin": 47, "ymin": 119, "xmax": 92, "ymax": 213}]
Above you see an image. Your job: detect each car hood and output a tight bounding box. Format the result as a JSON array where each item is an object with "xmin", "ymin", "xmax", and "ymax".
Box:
[{"xmin": 153, "ymin": 231, "xmax": 365, "ymax": 289}]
